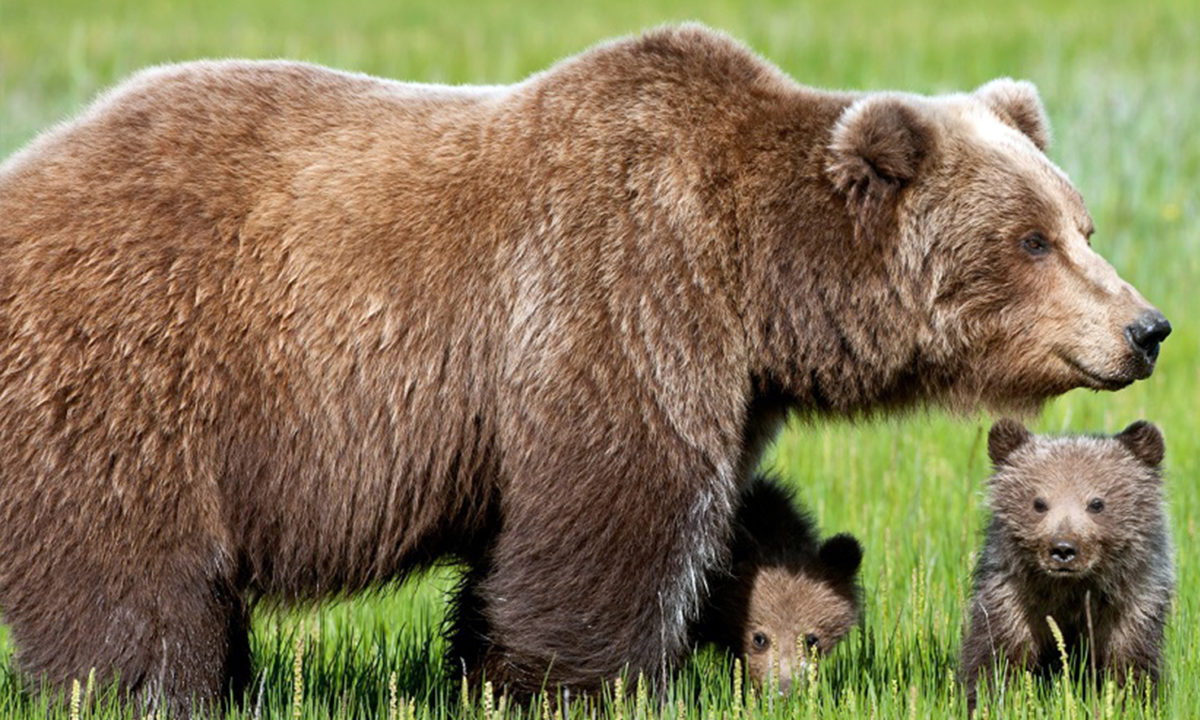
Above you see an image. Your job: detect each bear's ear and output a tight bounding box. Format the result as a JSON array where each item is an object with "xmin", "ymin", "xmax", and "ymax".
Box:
[
  {"xmin": 827, "ymin": 95, "xmax": 933, "ymax": 231},
  {"xmin": 988, "ymin": 419, "xmax": 1031, "ymax": 466},
  {"xmin": 974, "ymin": 78, "xmax": 1051, "ymax": 152},
  {"xmin": 817, "ymin": 533, "xmax": 863, "ymax": 581},
  {"xmin": 1116, "ymin": 420, "xmax": 1165, "ymax": 468}
]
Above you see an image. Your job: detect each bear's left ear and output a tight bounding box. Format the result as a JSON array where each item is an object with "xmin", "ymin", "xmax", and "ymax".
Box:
[
  {"xmin": 817, "ymin": 533, "xmax": 863, "ymax": 581},
  {"xmin": 974, "ymin": 78, "xmax": 1051, "ymax": 152},
  {"xmin": 1116, "ymin": 420, "xmax": 1165, "ymax": 468},
  {"xmin": 827, "ymin": 95, "xmax": 933, "ymax": 232},
  {"xmin": 988, "ymin": 418, "xmax": 1031, "ymax": 467}
]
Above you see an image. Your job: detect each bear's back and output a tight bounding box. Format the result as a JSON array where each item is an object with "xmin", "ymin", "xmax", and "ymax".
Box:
[{"xmin": 0, "ymin": 25, "xmax": 808, "ymax": 598}]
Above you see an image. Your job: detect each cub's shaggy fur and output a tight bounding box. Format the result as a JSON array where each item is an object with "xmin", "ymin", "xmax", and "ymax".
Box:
[
  {"xmin": 0, "ymin": 23, "xmax": 1167, "ymax": 713},
  {"xmin": 960, "ymin": 420, "xmax": 1174, "ymax": 708},
  {"xmin": 693, "ymin": 475, "xmax": 862, "ymax": 692}
]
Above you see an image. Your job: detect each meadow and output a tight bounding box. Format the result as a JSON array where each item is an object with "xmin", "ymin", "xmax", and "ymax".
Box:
[{"xmin": 1, "ymin": 0, "xmax": 1197, "ymax": 717}]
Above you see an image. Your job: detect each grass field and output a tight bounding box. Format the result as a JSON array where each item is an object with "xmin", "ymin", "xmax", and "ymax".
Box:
[{"xmin": 2, "ymin": 0, "xmax": 1198, "ymax": 717}]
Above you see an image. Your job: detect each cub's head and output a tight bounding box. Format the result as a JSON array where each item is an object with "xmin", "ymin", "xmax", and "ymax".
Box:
[
  {"xmin": 826, "ymin": 79, "xmax": 1168, "ymax": 412},
  {"xmin": 697, "ymin": 475, "xmax": 863, "ymax": 693},
  {"xmin": 985, "ymin": 418, "xmax": 1166, "ymax": 578},
  {"xmin": 739, "ymin": 534, "xmax": 862, "ymax": 693}
]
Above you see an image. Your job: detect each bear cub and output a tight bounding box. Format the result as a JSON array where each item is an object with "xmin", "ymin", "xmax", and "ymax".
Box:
[
  {"xmin": 695, "ymin": 474, "xmax": 863, "ymax": 693},
  {"xmin": 960, "ymin": 420, "xmax": 1174, "ymax": 708}
]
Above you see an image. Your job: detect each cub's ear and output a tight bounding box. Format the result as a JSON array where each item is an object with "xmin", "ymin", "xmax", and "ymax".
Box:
[
  {"xmin": 1116, "ymin": 420, "xmax": 1165, "ymax": 468},
  {"xmin": 988, "ymin": 419, "xmax": 1031, "ymax": 466},
  {"xmin": 974, "ymin": 78, "xmax": 1051, "ymax": 151},
  {"xmin": 817, "ymin": 533, "xmax": 863, "ymax": 581},
  {"xmin": 827, "ymin": 95, "xmax": 933, "ymax": 232}
]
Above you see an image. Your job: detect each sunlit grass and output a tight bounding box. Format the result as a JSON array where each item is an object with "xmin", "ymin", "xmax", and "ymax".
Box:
[{"xmin": 2, "ymin": 0, "xmax": 1197, "ymax": 717}]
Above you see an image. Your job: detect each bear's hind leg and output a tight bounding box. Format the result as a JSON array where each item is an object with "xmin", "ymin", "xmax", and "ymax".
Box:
[{"xmin": 2, "ymin": 552, "xmax": 250, "ymax": 717}]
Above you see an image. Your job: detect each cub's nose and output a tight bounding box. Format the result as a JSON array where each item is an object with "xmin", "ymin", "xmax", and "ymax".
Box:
[
  {"xmin": 1049, "ymin": 539, "xmax": 1077, "ymax": 564},
  {"xmin": 1125, "ymin": 310, "xmax": 1171, "ymax": 363}
]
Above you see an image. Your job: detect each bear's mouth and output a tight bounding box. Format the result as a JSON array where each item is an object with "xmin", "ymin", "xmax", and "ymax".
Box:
[
  {"xmin": 1055, "ymin": 352, "xmax": 1135, "ymax": 391},
  {"xmin": 1039, "ymin": 563, "xmax": 1084, "ymax": 578},
  {"xmin": 1038, "ymin": 558, "xmax": 1095, "ymax": 578}
]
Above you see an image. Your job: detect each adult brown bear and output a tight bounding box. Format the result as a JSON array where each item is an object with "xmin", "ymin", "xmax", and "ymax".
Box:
[{"xmin": 0, "ymin": 23, "xmax": 1168, "ymax": 714}]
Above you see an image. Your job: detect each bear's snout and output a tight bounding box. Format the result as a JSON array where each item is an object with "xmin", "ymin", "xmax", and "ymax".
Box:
[
  {"xmin": 1125, "ymin": 310, "xmax": 1171, "ymax": 368},
  {"xmin": 1048, "ymin": 538, "xmax": 1078, "ymax": 567}
]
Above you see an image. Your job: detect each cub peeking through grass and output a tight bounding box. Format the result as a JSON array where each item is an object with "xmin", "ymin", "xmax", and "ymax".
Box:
[
  {"xmin": 960, "ymin": 420, "xmax": 1174, "ymax": 709},
  {"xmin": 694, "ymin": 474, "xmax": 863, "ymax": 693}
]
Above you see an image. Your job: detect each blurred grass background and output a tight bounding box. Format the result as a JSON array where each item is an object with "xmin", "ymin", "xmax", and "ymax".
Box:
[{"xmin": 1, "ymin": 0, "xmax": 1197, "ymax": 717}]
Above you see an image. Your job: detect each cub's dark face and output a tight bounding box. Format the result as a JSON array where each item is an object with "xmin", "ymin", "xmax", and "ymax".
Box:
[
  {"xmin": 740, "ymin": 535, "xmax": 862, "ymax": 692},
  {"xmin": 986, "ymin": 419, "xmax": 1165, "ymax": 578}
]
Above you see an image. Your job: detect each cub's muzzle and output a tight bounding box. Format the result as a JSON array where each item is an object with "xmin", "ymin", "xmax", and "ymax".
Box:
[{"xmin": 1049, "ymin": 538, "xmax": 1077, "ymax": 566}]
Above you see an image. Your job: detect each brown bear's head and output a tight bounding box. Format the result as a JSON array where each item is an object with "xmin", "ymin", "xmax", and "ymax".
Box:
[
  {"xmin": 985, "ymin": 418, "xmax": 1166, "ymax": 579},
  {"xmin": 739, "ymin": 534, "xmax": 862, "ymax": 694},
  {"xmin": 824, "ymin": 79, "xmax": 1169, "ymax": 413}
]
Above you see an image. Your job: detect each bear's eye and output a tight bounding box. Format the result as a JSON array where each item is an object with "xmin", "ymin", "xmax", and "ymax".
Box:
[
  {"xmin": 1087, "ymin": 498, "xmax": 1105, "ymax": 513},
  {"xmin": 804, "ymin": 633, "xmax": 820, "ymax": 651},
  {"xmin": 1032, "ymin": 497, "xmax": 1048, "ymax": 513},
  {"xmin": 751, "ymin": 632, "xmax": 769, "ymax": 651},
  {"xmin": 1021, "ymin": 233, "xmax": 1050, "ymax": 256}
]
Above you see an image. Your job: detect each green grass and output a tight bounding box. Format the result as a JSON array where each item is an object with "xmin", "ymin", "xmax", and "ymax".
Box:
[{"xmin": 2, "ymin": 0, "xmax": 1198, "ymax": 717}]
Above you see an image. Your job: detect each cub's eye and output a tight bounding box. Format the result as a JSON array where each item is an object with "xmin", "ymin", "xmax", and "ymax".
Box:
[
  {"xmin": 751, "ymin": 632, "xmax": 769, "ymax": 651},
  {"xmin": 1021, "ymin": 233, "xmax": 1050, "ymax": 256},
  {"xmin": 1032, "ymin": 498, "xmax": 1048, "ymax": 513},
  {"xmin": 1087, "ymin": 498, "xmax": 1105, "ymax": 513},
  {"xmin": 804, "ymin": 634, "xmax": 820, "ymax": 651}
]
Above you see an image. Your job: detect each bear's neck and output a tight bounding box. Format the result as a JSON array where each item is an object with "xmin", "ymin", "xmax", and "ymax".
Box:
[{"xmin": 734, "ymin": 90, "xmax": 940, "ymax": 418}]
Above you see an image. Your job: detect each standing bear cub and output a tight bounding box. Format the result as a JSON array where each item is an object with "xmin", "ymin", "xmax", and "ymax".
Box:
[
  {"xmin": 0, "ymin": 23, "xmax": 1169, "ymax": 714},
  {"xmin": 693, "ymin": 474, "xmax": 862, "ymax": 694},
  {"xmin": 960, "ymin": 420, "xmax": 1174, "ymax": 709}
]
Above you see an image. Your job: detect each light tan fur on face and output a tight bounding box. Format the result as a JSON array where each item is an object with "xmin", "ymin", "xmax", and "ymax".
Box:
[
  {"xmin": 990, "ymin": 438, "xmax": 1162, "ymax": 578},
  {"xmin": 901, "ymin": 90, "xmax": 1164, "ymax": 413},
  {"xmin": 742, "ymin": 567, "xmax": 858, "ymax": 691},
  {"xmin": 965, "ymin": 107, "xmax": 1154, "ymax": 390}
]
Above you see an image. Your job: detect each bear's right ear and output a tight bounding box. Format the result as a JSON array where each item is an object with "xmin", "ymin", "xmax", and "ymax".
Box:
[
  {"xmin": 974, "ymin": 78, "xmax": 1051, "ymax": 152},
  {"xmin": 988, "ymin": 419, "xmax": 1030, "ymax": 466},
  {"xmin": 817, "ymin": 533, "xmax": 863, "ymax": 581},
  {"xmin": 1116, "ymin": 420, "xmax": 1165, "ymax": 468},
  {"xmin": 827, "ymin": 95, "xmax": 933, "ymax": 233}
]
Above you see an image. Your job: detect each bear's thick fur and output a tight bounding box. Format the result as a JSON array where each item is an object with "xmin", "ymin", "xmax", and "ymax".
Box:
[
  {"xmin": 692, "ymin": 474, "xmax": 862, "ymax": 693},
  {"xmin": 960, "ymin": 420, "xmax": 1173, "ymax": 709},
  {"xmin": 0, "ymin": 24, "xmax": 1167, "ymax": 712}
]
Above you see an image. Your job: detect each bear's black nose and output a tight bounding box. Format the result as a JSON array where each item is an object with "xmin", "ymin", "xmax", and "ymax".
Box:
[
  {"xmin": 1049, "ymin": 540, "xmax": 1077, "ymax": 564},
  {"xmin": 1126, "ymin": 310, "xmax": 1171, "ymax": 363},
  {"xmin": 1051, "ymin": 537, "xmax": 1080, "ymax": 566}
]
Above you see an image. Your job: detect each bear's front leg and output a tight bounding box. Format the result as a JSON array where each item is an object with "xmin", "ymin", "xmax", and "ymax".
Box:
[
  {"xmin": 132, "ymin": 572, "xmax": 252, "ymax": 717},
  {"xmin": 466, "ymin": 438, "xmax": 737, "ymax": 695},
  {"xmin": 446, "ymin": 557, "xmax": 503, "ymax": 685},
  {"xmin": 1097, "ymin": 597, "xmax": 1168, "ymax": 689},
  {"xmin": 960, "ymin": 583, "xmax": 1038, "ymax": 711}
]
